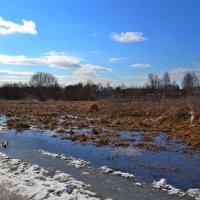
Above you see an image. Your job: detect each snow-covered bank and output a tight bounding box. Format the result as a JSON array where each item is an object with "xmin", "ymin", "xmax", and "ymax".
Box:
[
  {"xmin": 152, "ymin": 178, "xmax": 186, "ymax": 196},
  {"xmin": 0, "ymin": 152, "xmax": 99, "ymax": 200},
  {"xmin": 39, "ymin": 149, "xmax": 90, "ymax": 168},
  {"xmin": 153, "ymin": 179, "xmax": 200, "ymax": 200},
  {"xmin": 39, "ymin": 149, "xmax": 135, "ymax": 180},
  {"xmin": 38, "ymin": 149, "xmax": 200, "ymax": 200},
  {"xmin": 99, "ymin": 166, "xmax": 135, "ymax": 179},
  {"xmin": 187, "ymin": 189, "xmax": 200, "ymax": 200},
  {"xmin": 39, "ymin": 149, "xmax": 200, "ymax": 200}
]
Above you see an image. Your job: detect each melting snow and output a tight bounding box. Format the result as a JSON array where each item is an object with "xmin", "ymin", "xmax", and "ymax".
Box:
[
  {"xmin": 152, "ymin": 178, "xmax": 185, "ymax": 196},
  {"xmin": 39, "ymin": 149, "xmax": 90, "ymax": 168},
  {"xmin": 99, "ymin": 166, "xmax": 134, "ymax": 179},
  {"xmin": 0, "ymin": 152, "xmax": 99, "ymax": 200},
  {"xmin": 187, "ymin": 189, "xmax": 200, "ymax": 200},
  {"xmin": 39, "ymin": 150, "xmax": 135, "ymax": 180}
]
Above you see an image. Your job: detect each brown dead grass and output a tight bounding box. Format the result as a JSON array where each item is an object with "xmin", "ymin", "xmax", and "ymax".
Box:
[
  {"xmin": 0, "ymin": 99, "xmax": 199, "ymax": 150},
  {"xmin": 135, "ymin": 143, "xmax": 167, "ymax": 152},
  {"xmin": 96, "ymin": 137, "xmax": 110, "ymax": 146},
  {"xmin": 7, "ymin": 118, "xmax": 30, "ymax": 131},
  {"xmin": 70, "ymin": 134, "xmax": 88, "ymax": 142}
]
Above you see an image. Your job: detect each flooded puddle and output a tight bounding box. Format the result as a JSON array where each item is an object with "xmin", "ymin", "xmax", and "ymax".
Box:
[
  {"xmin": 0, "ymin": 115, "xmax": 199, "ymax": 194},
  {"xmin": 0, "ymin": 129, "xmax": 199, "ymax": 192}
]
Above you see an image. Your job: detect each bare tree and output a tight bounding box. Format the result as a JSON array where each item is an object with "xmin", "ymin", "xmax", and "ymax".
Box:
[
  {"xmin": 182, "ymin": 72, "xmax": 199, "ymax": 96},
  {"xmin": 30, "ymin": 72, "xmax": 58, "ymax": 87},
  {"xmin": 29, "ymin": 72, "xmax": 59, "ymax": 101},
  {"xmin": 162, "ymin": 71, "xmax": 171, "ymax": 87},
  {"xmin": 148, "ymin": 73, "xmax": 161, "ymax": 90}
]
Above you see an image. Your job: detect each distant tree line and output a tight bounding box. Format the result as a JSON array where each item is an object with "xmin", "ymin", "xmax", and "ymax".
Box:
[{"xmin": 0, "ymin": 71, "xmax": 199, "ymax": 101}]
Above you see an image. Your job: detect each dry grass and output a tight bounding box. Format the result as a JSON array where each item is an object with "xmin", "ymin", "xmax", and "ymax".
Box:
[
  {"xmin": 70, "ymin": 134, "xmax": 88, "ymax": 142},
  {"xmin": 0, "ymin": 99, "xmax": 199, "ymax": 150},
  {"xmin": 7, "ymin": 118, "xmax": 30, "ymax": 131},
  {"xmin": 96, "ymin": 137, "xmax": 110, "ymax": 146},
  {"xmin": 111, "ymin": 138, "xmax": 130, "ymax": 147},
  {"xmin": 135, "ymin": 143, "xmax": 167, "ymax": 152}
]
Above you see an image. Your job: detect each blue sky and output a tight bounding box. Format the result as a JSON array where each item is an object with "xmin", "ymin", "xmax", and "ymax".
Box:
[{"xmin": 0, "ymin": 0, "xmax": 200, "ymax": 86}]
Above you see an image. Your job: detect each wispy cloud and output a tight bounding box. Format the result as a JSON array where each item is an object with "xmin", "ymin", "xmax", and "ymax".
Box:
[
  {"xmin": 0, "ymin": 52, "xmax": 112, "ymax": 85},
  {"xmin": 0, "ymin": 52, "xmax": 82, "ymax": 69},
  {"xmin": 167, "ymin": 67, "xmax": 200, "ymax": 79},
  {"xmin": 0, "ymin": 69, "xmax": 33, "ymax": 76},
  {"xmin": 131, "ymin": 63, "xmax": 151, "ymax": 68},
  {"xmin": 71, "ymin": 64, "xmax": 112, "ymax": 84},
  {"xmin": 110, "ymin": 32, "xmax": 147, "ymax": 43},
  {"xmin": 0, "ymin": 52, "xmax": 112, "ymax": 72},
  {"xmin": 0, "ymin": 69, "xmax": 34, "ymax": 84},
  {"xmin": 109, "ymin": 57, "xmax": 121, "ymax": 63},
  {"xmin": 0, "ymin": 17, "xmax": 37, "ymax": 35},
  {"xmin": 121, "ymin": 75, "xmax": 147, "ymax": 86},
  {"xmin": 196, "ymin": 63, "xmax": 200, "ymax": 67}
]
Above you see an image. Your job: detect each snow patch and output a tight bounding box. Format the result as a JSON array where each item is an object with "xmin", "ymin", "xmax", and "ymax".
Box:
[
  {"xmin": 99, "ymin": 166, "xmax": 134, "ymax": 179},
  {"xmin": 152, "ymin": 178, "xmax": 185, "ymax": 196},
  {"xmin": 39, "ymin": 149, "xmax": 90, "ymax": 168},
  {"xmin": 0, "ymin": 152, "xmax": 99, "ymax": 200},
  {"xmin": 0, "ymin": 115, "xmax": 7, "ymax": 131},
  {"xmin": 67, "ymin": 115, "xmax": 79, "ymax": 119},
  {"xmin": 99, "ymin": 166, "xmax": 114, "ymax": 173},
  {"xmin": 134, "ymin": 182, "xmax": 142, "ymax": 186},
  {"xmin": 39, "ymin": 150, "xmax": 135, "ymax": 181},
  {"xmin": 187, "ymin": 189, "xmax": 200, "ymax": 200},
  {"xmin": 81, "ymin": 172, "xmax": 90, "ymax": 175}
]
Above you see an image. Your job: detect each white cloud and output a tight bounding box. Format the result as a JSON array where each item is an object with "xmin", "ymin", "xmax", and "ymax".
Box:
[
  {"xmin": 0, "ymin": 52, "xmax": 113, "ymax": 85},
  {"xmin": 0, "ymin": 52, "xmax": 82, "ymax": 69},
  {"xmin": 167, "ymin": 67, "xmax": 200, "ymax": 79},
  {"xmin": 72, "ymin": 64, "xmax": 112, "ymax": 83},
  {"xmin": 168, "ymin": 67, "xmax": 189, "ymax": 78},
  {"xmin": 0, "ymin": 52, "xmax": 112, "ymax": 72},
  {"xmin": 44, "ymin": 51, "xmax": 82, "ymax": 69},
  {"xmin": 0, "ymin": 17, "xmax": 37, "ymax": 35},
  {"xmin": 109, "ymin": 57, "xmax": 121, "ymax": 63},
  {"xmin": 110, "ymin": 32, "xmax": 147, "ymax": 43},
  {"xmin": 131, "ymin": 63, "xmax": 151, "ymax": 68},
  {"xmin": 0, "ymin": 70, "xmax": 34, "ymax": 84},
  {"xmin": 0, "ymin": 69, "xmax": 33, "ymax": 76}
]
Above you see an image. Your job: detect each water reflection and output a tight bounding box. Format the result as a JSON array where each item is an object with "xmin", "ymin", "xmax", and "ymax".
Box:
[
  {"xmin": 113, "ymin": 147, "xmax": 141, "ymax": 157},
  {"xmin": 0, "ymin": 115, "xmax": 199, "ymax": 191}
]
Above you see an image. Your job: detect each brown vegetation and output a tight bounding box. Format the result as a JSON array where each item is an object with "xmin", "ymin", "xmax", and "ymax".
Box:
[
  {"xmin": 7, "ymin": 118, "xmax": 30, "ymax": 131},
  {"xmin": 135, "ymin": 143, "xmax": 167, "ymax": 152},
  {"xmin": 0, "ymin": 99, "xmax": 200, "ymax": 150}
]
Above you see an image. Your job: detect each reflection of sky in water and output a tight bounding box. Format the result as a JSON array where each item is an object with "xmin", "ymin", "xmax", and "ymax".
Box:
[
  {"xmin": 113, "ymin": 147, "xmax": 141, "ymax": 157},
  {"xmin": 0, "ymin": 116, "xmax": 199, "ymax": 191}
]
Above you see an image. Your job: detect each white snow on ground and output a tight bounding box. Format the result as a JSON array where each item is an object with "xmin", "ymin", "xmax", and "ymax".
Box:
[
  {"xmin": 99, "ymin": 166, "xmax": 114, "ymax": 173},
  {"xmin": 39, "ymin": 149, "xmax": 200, "ymax": 199},
  {"xmin": 39, "ymin": 150, "xmax": 135, "ymax": 180},
  {"xmin": 187, "ymin": 189, "xmax": 200, "ymax": 200},
  {"xmin": 39, "ymin": 149, "xmax": 90, "ymax": 168},
  {"xmin": 99, "ymin": 166, "xmax": 135, "ymax": 179},
  {"xmin": 66, "ymin": 115, "xmax": 79, "ymax": 119},
  {"xmin": 134, "ymin": 182, "xmax": 142, "ymax": 186},
  {"xmin": 0, "ymin": 115, "xmax": 7, "ymax": 131},
  {"xmin": 152, "ymin": 178, "xmax": 185, "ymax": 197},
  {"xmin": 0, "ymin": 152, "xmax": 99, "ymax": 200}
]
